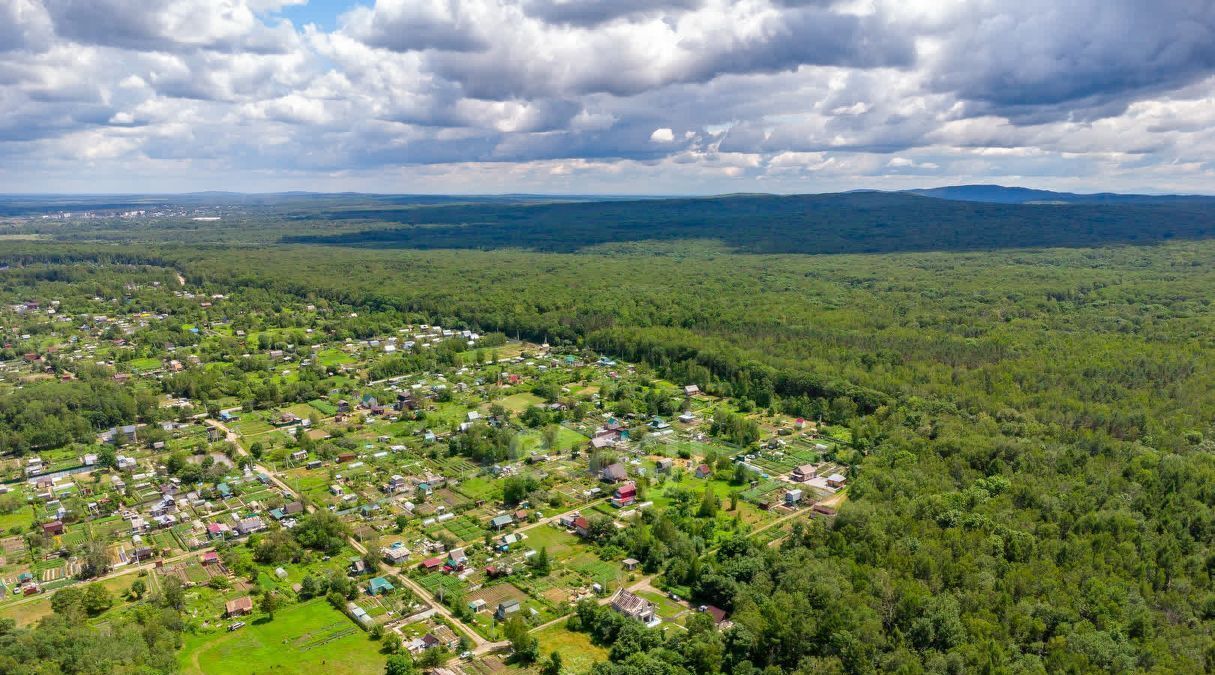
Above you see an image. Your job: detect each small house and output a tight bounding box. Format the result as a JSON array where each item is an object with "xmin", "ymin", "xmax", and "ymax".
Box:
[
  {"xmin": 367, "ymin": 577, "xmax": 395, "ymax": 595},
  {"xmin": 225, "ymin": 596, "xmax": 253, "ymax": 617},
  {"xmin": 792, "ymin": 464, "xmax": 816, "ymax": 482},
  {"xmin": 495, "ymin": 599, "xmax": 521, "ymax": 620}
]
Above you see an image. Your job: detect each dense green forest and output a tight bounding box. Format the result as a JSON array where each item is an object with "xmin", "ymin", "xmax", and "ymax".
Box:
[
  {"xmin": 1, "ymin": 193, "xmax": 1214, "ymax": 672},
  {"xmin": 283, "ymin": 192, "xmax": 1215, "ymax": 254}
]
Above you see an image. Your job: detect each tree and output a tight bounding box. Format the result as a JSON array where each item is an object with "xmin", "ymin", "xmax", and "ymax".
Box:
[
  {"xmin": 259, "ymin": 590, "xmax": 284, "ymax": 620},
  {"xmin": 78, "ymin": 538, "xmax": 110, "ymax": 579},
  {"xmin": 698, "ymin": 484, "xmax": 719, "ymax": 518},
  {"xmin": 504, "ymin": 615, "xmax": 539, "ymax": 663},
  {"xmin": 293, "ymin": 510, "xmax": 349, "ymax": 554},
  {"xmin": 541, "ymin": 650, "xmax": 563, "ymax": 675},
  {"xmin": 385, "ymin": 653, "xmax": 416, "ymax": 675},
  {"xmin": 159, "ymin": 576, "xmax": 186, "ymax": 611},
  {"xmin": 51, "ymin": 587, "xmax": 86, "ymax": 624},
  {"xmin": 531, "ymin": 546, "xmax": 551, "ymax": 576},
  {"xmin": 128, "ymin": 578, "xmax": 147, "ymax": 600},
  {"xmin": 82, "ymin": 583, "xmax": 113, "ymax": 616}
]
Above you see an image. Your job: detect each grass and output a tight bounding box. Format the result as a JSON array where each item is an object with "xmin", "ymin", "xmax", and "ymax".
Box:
[
  {"xmin": 533, "ymin": 624, "xmax": 608, "ymax": 672},
  {"xmin": 178, "ymin": 599, "xmax": 385, "ymax": 675},
  {"xmin": 0, "ymin": 505, "xmax": 34, "ymax": 532},
  {"xmin": 496, "ymin": 392, "xmax": 544, "ymax": 413}
]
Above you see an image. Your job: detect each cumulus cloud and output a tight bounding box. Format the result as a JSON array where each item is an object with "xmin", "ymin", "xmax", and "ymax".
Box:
[{"xmin": 0, "ymin": 0, "xmax": 1214, "ymax": 193}]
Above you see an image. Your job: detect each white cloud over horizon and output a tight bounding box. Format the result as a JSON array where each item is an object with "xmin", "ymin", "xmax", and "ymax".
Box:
[{"xmin": 1, "ymin": 0, "xmax": 1214, "ymax": 194}]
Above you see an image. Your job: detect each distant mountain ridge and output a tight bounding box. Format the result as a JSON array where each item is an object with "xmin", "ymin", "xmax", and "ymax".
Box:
[{"xmin": 904, "ymin": 184, "xmax": 1215, "ymax": 205}]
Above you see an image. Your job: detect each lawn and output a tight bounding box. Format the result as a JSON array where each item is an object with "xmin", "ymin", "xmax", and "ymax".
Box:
[
  {"xmin": 178, "ymin": 599, "xmax": 385, "ymax": 675},
  {"xmin": 0, "ymin": 505, "xmax": 34, "ymax": 532},
  {"xmin": 496, "ymin": 392, "xmax": 543, "ymax": 414},
  {"xmin": 533, "ymin": 624, "xmax": 608, "ymax": 672}
]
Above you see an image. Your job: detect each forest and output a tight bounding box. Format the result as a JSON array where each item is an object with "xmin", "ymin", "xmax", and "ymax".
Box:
[{"xmin": 0, "ymin": 193, "xmax": 1212, "ymax": 673}]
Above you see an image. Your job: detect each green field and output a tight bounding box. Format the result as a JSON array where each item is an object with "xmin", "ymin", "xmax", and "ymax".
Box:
[
  {"xmin": 178, "ymin": 599, "xmax": 384, "ymax": 675},
  {"xmin": 497, "ymin": 392, "xmax": 543, "ymax": 413},
  {"xmin": 533, "ymin": 624, "xmax": 608, "ymax": 672}
]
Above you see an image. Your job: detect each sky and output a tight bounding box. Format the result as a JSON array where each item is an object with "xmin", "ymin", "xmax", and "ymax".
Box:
[{"xmin": 2, "ymin": 0, "xmax": 1215, "ymax": 195}]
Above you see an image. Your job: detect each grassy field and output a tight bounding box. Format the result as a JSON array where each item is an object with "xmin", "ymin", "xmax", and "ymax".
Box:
[
  {"xmin": 496, "ymin": 392, "xmax": 544, "ymax": 413},
  {"xmin": 178, "ymin": 599, "xmax": 384, "ymax": 675},
  {"xmin": 0, "ymin": 505, "xmax": 33, "ymax": 532},
  {"xmin": 533, "ymin": 624, "xmax": 608, "ymax": 672}
]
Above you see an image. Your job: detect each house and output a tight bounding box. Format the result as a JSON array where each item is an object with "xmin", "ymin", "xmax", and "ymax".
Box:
[
  {"xmin": 419, "ymin": 556, "xmax": 444, "ymax": 571},
  {"xmin": 367, "ymin": 577, "xmax": 395, "ymax": 595},
  {"xmin": 42, "ymin": 520, "xmax": 64, "ymax": 536},
  {"xmin": 611, "ymin": 481, "xmax": 637, "ymax": 508},
  {"xmin": 237, "ymin": 516, "xmax": 265, "ymax": 535},
  {"xmin": 791, "ymin": 464, "xmax": 816, "ymax": 482},
  {"xmin": 495, "ymin": 599, "xmax": 521, "ymax": 620},
  {"xmin": 827, "ymin": 473, "xmax": 847, "ymax": 488},
  {"xmin": 284, "ymin": 501, "xmax": 305, "ymax": 516},
  {"xmin": 573, "ymin": 516, "xmax": 592, "ymax": 538},
  {"xmin": 600, "ymin": 463, "xmax": 628, "ymax": 483},
  {"xmin": 291, "ymin": 450, "xmax": 308, "ymax": 462},
  {"xmin": 207, "ymin": 522, "xmax": 231, "ymax": 539},
  {"xmin": 609, "ymin": 588, "xmax": 656, "ymax": 623},
  {"xmin": 785, "ymin": 489, "xmax": 803, "ymax": 506},
  {"xmin": 274, "ymin": 412, "xmax": 299, "ymax": 426},
  {"xmin": 225, "ymin": 596, "xmax": 253, "ymax": 617},
  {"xmin": 679, "ymin": 411, "xmax": 695, "ymax": 424},
  {"xmin": 590, "ymin": 434, "xmax": 617, "ymax": 450},
  {"xmin": 655, "ymin": 458, "xmax": 674, "ymax": 473},
  {"xmin": 489, "ymin": 514, "xmax": 514, "ymax": 530},
  {"xmin": 498, "ymin": 533, "xmax": 524, "ymax": 549},
  {"xmin": 446, "ymin": 547, "xmax": 468, "ymax": 570},
  {"xmin": 201, "ymin": 551, "xmax": 220, "ymax": 565},
  {"xmin": 694, "ymin": 464, "xmax": 713, "ymax": 479},
  {"xmin": 382, "ymin": 544, "xmax": 411, "ymax": 565},
  {"xmin": 683, "ymin": 384, "xmax": 700, "ymax": 396}
]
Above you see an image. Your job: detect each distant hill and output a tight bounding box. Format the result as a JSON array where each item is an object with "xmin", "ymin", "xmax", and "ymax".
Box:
[
  {"xmin": 285, "ymin": 191, "xmax": 1215, "ymax": 254},
  {"xmin": 905, "ymin": 184, "xmax": 1215, "ymax": 205}
]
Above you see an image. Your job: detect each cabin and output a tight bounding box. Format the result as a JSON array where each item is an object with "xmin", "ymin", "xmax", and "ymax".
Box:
[
  {"xmin": 827, "ymin": 473, "xmax": 847, "ymax": 488},
  {"xmin": 785, "ymin": 489, "xmax": 803, "ymax": 506},
  {"xmin": 600, "ymin": 463, "xmax": 628, "ymax": 483},
  {"xmin": 489, "ymin": 514, "xmax": 514, "ymax": 530},
  {"xmin": 611, "ymin": 481, "xmax": 637, "ymax": 508},
  {"xmin": 683, "ymin": 384, "xmax": 700, "ymax": 396},
  {"xmin": 694, "ymin": 464, "xmax": 713, "ymax": 479},
  {"xmin": 382, "ymin": 544, "xmax": 411, "ymax": 565},
  {"xmin": 495, "ymin": 599, "xmax": 521, "ymax": 620},
  {"xmin": 225, "ymin": 596, "xmax": 253, "ymax": 617},
  {"xmin": 792, "ymin": 464, "xmax": 816, "ymax": 482},
  {"xmin": 573, "ymin": 516, "xmax": 592, "ymax": 538},
  {"xmin": 367, "ymin": 577, "xmax": 395, "ymax": 595},
  {"xmin": 42, "ymin": 520, "xmax": 64, "ymax": 536}
]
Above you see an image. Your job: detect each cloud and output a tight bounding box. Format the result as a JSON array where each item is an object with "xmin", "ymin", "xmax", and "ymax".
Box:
[
  {"xmin": 650, "ymin": 128, "xmax": 675, "ymax": 143},
  {"xmin": 521, "ymin": 0, "xmax": 704, "ymax": 26},
  {"xmin": 41, "ymin": 0, "xmax": 301, "ymax": 54},
  {"xmin": 922, "ymin": 0, "xmax": 1215, "ymax": 120},
  {"xmin": 341, "ymin": 0, "xmax": 491, "ymax": 53},
  {"xmin": 1, "ymin": 0, "xmax": 1215, "ymax": 193}
]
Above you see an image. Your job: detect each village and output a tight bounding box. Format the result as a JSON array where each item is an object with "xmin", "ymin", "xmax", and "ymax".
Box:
[{"xmin": 0, "ymin": 266, "xmax": 853, "ymax": 673}]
